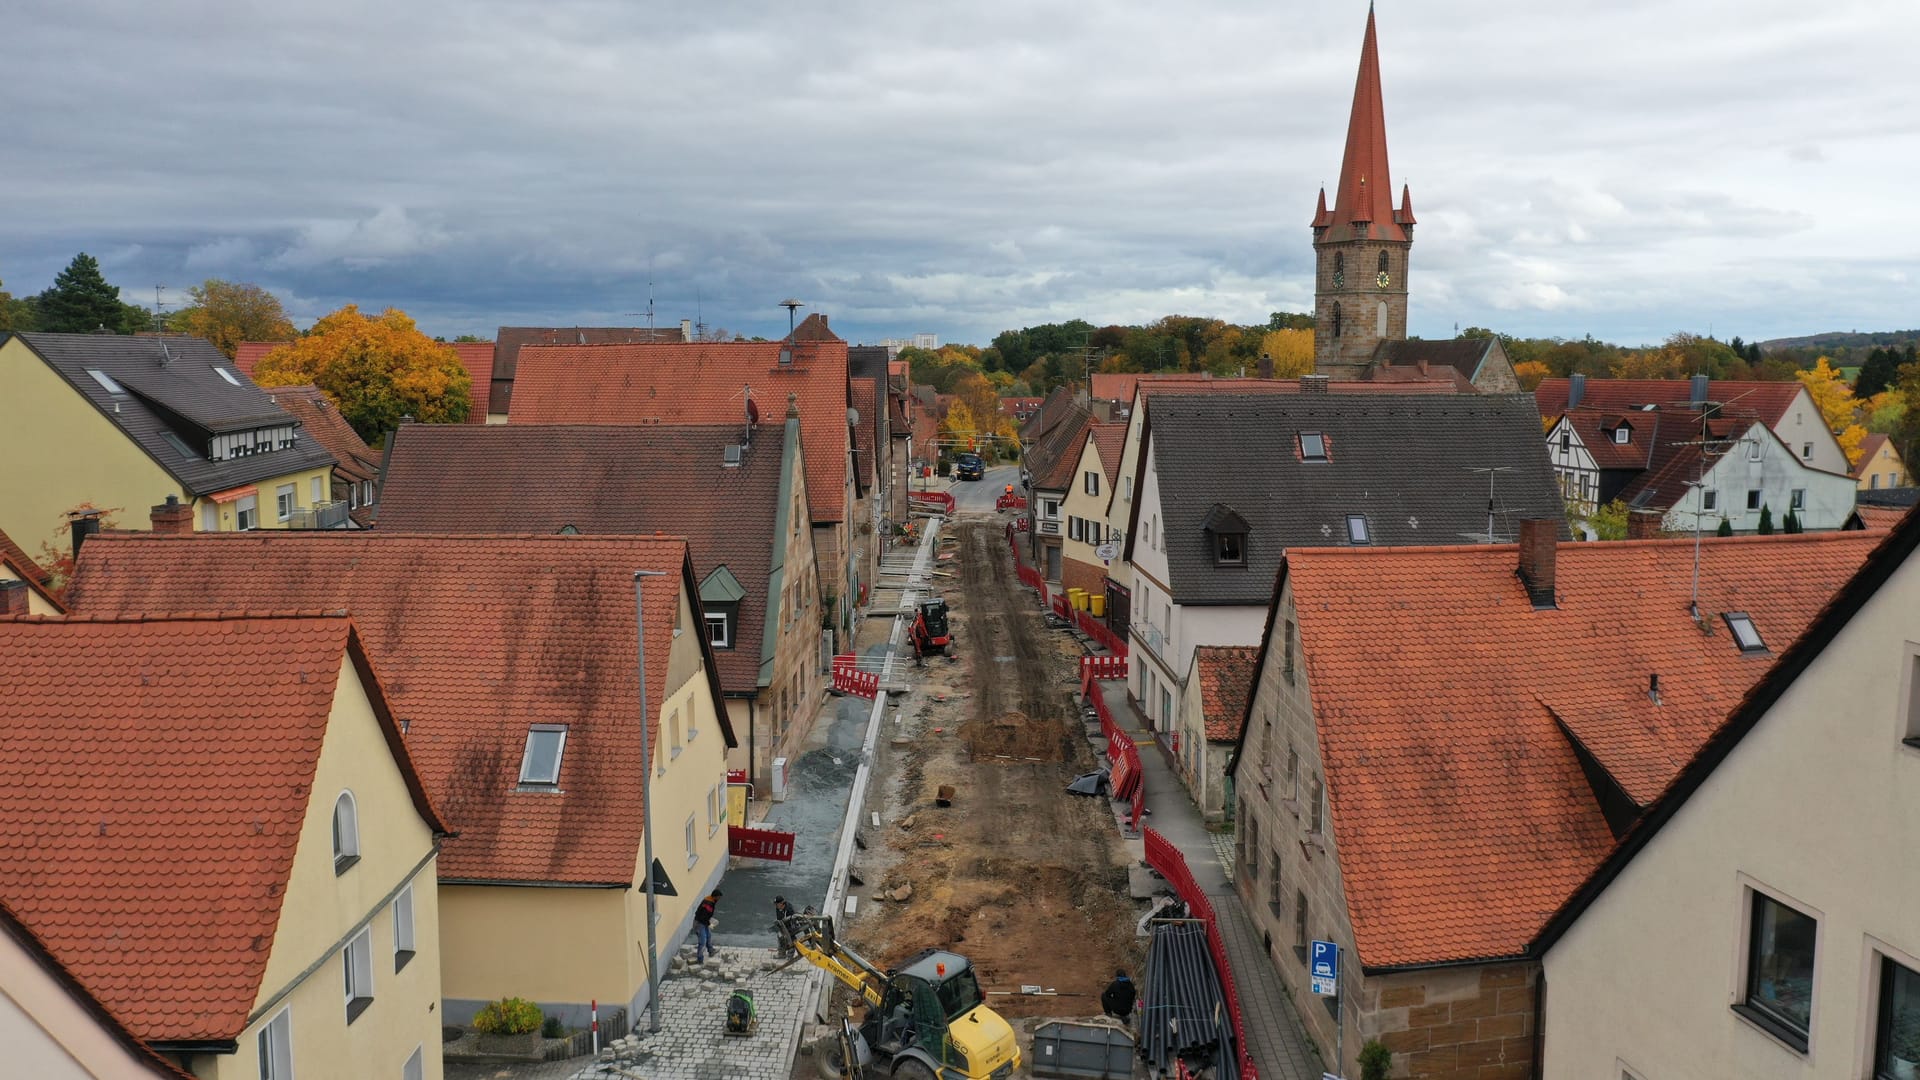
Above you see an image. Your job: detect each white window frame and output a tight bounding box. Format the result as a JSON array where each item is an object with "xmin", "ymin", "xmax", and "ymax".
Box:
[
  {"xmin": 1801, "ymin": 442, "xmax": 1812, "ymax": 460},
  {"xmin": 1084, "ymin": 471, "xmax": 1100, "ymax": 496},
  {"xmin": 236, "ymin": 494, "xmax": 258, "ymax": 531},
  {"xmin": 1702, "ymin": 489, "xmax": 1718, "ymax": 512},
  {"xmin": 705, "ymin": 612, "xmax": 730, "ymax": 648},
  {"xmin": 708, "ymin": 783, "xmax": 723, "ymax": 836},
  {"xmin": 1613, "ymin": 426, "xmax": 1630, "ymax": 445},
  {"xmin": 1346, "ymin": 515, "xmax": 1371, "ymax": 545},
  {"xmin": 1790, "ymin": 488, "xmax": 1806, "ymax": 512},
  {"xmin": 257, "ymin": 1007, "xmax": 293, "ymax": 1080},
  {"xmin": 333, "ymin": 791, "xmax": 359, "ymax": 874},
  {"xmin": 1898, "ymin": 641, "xmax": 1920, "ymax": 748},
  {"xmin": 1749, "ymin": 437, "xmax": 1764, "ymax": 462},
  {"xmin": 518, "ymin": 725, "xmax": 567, "ymax": 787},
  {"xmin": 276, "ymin": 483, "xmax": 296, "ymax": 522},
  {"xmin": 403, "ymin": 1046, "xmax": 424, "ymax": 1080},
  {"xmin": 1300, "ymin": 432, "xmax": 1327, "ymax": 461},
  {"xmin": 685, "ymin": 813, "xmax": 699, "ymax": 869},
  {"xmin": 344, "ymin": 927, "xmax": 374, "ymax": 1022},
  {"xmin": 1123, "ymin": 476, "xmax": 1133, "ymax": 501},
  {"xmin": 392, "ymin": 885, "xmax": 416, "ymax": 971},
  {"xmin": 1724, "ymin": 612, "xmax": 1766, "ymax": 653},
  {"xmin": 310, "ymin": 476, "xmax": 324, "ymax": 504}
]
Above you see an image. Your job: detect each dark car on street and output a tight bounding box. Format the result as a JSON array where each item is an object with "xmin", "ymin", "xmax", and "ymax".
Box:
[{"xmin": 955, "ymin": 452, "xmax": 985, "ymax": 480}]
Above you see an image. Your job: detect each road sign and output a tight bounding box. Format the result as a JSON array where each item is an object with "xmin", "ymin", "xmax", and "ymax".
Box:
[
  {"xmin": 1310, "ymin": 940, "xmax": 1338, "ymax": 996},
  {"xmin": 1095, "ymin": 542, "xmax": 1118, "ymax": 560}
]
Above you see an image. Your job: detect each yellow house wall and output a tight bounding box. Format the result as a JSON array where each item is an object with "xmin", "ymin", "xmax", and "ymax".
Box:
[
  {"xmin": 1857, "ymin": 440, "xmax": 1912, "ymax": 491},
  {"xmin": 0, "ymin": 924, "xmax": 175, "ymax": 1080},
  {"xmin": 440, "ymin": 584, "xmax": 731, "ymax": 1027},
  {"xmin": 0, "ymin": 337, "xmax": 335, "ymax": 552},
  {"xmin": 197, "ymin": 465, "xmax": 337, "ymax": 534},
  {"xmin": 194, "ymin": 656, "xmax": 442, "ymax": 1080}
]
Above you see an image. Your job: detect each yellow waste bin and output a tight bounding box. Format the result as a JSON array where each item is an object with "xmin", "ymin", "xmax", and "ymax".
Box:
[{"xmin": 1089, "ymin": 595, "xmax": 1106, "ymax": 617}]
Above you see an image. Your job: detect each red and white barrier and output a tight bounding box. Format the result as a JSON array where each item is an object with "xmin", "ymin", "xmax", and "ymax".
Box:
[
  {"xmin": 1080, "ymin": 654, "xmax": 1128, "ymax": 680},
  {"xmin": 832, "ymin": 665, "xmax": 879, "ymax": 698}
]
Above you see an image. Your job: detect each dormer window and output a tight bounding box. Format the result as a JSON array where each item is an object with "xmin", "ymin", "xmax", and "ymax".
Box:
[
  {"xmin": 1346, "ymin": 515, "xmax": 1371, "ymax": 544},
  {"xmin": 705, "ymin": 610, "xmax": 733, "ymax": 649},
  {"xmin": 1300, "ymin": 433, "xmax": 1327, "ymax": 462},
  {"xmin": 1203, "ymin": 503, "xmax": 1250, "ymax": 567},
  {"xmin": 1724, "ymin": 612, "xmax": 1766, "ymax": 653},
  {"xmin": 1217, "ymin": 532, "xmax": 1245, "ymax": 564},
  {"xmin": 519, "ymin": 725, "xmax": 568, "ymax": 787},
  {"xmin": 1612, "ymin": 425, "xmax": 1631, "ymax": 445}
]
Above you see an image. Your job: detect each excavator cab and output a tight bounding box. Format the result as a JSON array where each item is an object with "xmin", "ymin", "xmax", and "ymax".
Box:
[{"xmin": 916, "ymin": 598, "xmax": 951, "ymax": 647}]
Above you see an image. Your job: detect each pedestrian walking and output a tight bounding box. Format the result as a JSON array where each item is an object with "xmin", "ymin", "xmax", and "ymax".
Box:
[
  {"xmin": 693, "ymin": 889, "xmax": 722, "ymax": 964},
  {"xmin": 772, "ymin": 895, "xmax": 795, "ymax": 956},
  {"xmin": 1100, "ymin": 969, "xmax": 1136, "ymax": 1023}
]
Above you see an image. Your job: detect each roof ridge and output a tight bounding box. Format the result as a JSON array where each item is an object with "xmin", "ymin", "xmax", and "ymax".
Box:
[{"xmin": 0, "ymin": 610, "xmax": 352, "ymax": 624}]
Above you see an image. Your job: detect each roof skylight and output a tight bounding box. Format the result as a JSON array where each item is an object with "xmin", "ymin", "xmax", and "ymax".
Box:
[
  {"xmin": 86, "ymin": 369, "xmax": 125, "ymax": 394},
  {"xmin": 1724, "ymin": 612, "xmax": 1766, "ymax": 653},
  {"xmin": 518, "ymin": 725, "xmax": 568, "ymax": 786},
  {"xmin": 1300, "ymin": 432, "xmax": 1327, "ymax": 462},
  {"xmin": 214, "ymin": 366, "xmax": 242, "ymax": 386},
  {"xmin": 1347, "ymin": 515, "xmax": 1371, "ymax": 544}
]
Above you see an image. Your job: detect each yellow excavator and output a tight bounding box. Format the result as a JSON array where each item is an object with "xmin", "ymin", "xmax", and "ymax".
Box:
[{"xmin": 779, "ymin": 912, "xmax": 1020, "ymax": 1080}]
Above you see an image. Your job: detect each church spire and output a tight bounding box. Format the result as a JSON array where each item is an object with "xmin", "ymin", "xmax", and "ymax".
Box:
[{"xmin": 1326, "ymin": 5, "xmax": 1404, "ymax": 242}]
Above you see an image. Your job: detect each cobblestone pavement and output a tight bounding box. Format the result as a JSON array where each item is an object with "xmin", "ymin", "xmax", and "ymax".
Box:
[
  {"xmin": 1210, "ymin": 831, "xmax": 1236, "ymax": 884},
  {"xmin": 569, "ymin": 945, "xmax": 812, "ymax": 1080}
]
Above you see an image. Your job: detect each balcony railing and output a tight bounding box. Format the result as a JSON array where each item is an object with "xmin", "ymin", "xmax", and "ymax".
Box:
[{"xmin": 286, "ymin": 501, "xmax": 350, "ymax": 530}]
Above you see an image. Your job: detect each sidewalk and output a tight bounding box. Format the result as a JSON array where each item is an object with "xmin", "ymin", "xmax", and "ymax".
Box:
[{"xmin": 1096, "ymin": 678, "xmax": 1324, "ymax": 1080}]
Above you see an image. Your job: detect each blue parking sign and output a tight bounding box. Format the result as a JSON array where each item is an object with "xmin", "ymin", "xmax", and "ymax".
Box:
[{"xmin": 1310, "ymin": 940, "xmax": 1338, "ymax": 996}]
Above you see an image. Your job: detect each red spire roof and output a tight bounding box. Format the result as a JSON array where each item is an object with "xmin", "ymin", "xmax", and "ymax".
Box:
[
  {"xmin": 1326, "ymin": 7, "xmax": 1407, "ymax": 242},
  {"xmin": 1314, "ymin": 186, "xmax": 1333, "ymax": 228}
]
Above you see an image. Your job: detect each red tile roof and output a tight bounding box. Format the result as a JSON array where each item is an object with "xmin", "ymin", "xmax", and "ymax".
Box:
[
  {"xmin": 0, "ymin": 526, "xmax": 52, "ymax": 586},
  {"xmin": 1323, "ymin": 8, "xmax": 1411, "ymax": 242},
  {"xmin": 236, "ymin": 341, "xmax": 491, "ymax": 423},
  {"xmin": 1268, "ymin": 532, "xmax": 1879, "ymax": 968},
  {"xmin": 230, "ymin": 340, "xmax": 293, "ymax": 380},
  {"xmin": 1614, "ymin": 413, "xmax": 1760, "ymax": 513},
  {"xmin": 1536, "ymin": 378, "xmax": 1807, "ymax": 428},
  {"xmin": 1193, "ymin": 645, "xmax": 1259, "ymax": 742},
  {"xmin": 1088, "ymin": 424, "xmax": 1127, "ymax": 487},
  {"xmin": 68, "ymin": 534, "xmax": 726, "ymax": 887},
  {"xmin": 0, "ymin": 614, "xmax": 435, "ymax": 1043},
  {"xmin": 508, "ymin": 342, "xmax": 851, "ymax": 524},
  {"xmin": 1853, "ymin": 432, "xmax": 1892, "ymax": 478},
  {"xmin": 268, "ymin": 385, "xmax": 378, "ymax": 482}
]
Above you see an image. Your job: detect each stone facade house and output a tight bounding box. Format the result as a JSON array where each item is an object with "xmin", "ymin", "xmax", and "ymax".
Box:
[
  {"xmin": 1226, "ymin": 525, "xmax": 1882, "ymax": 1078},
  {"xmin": 1176, "ymin": 644, "xmax": 1258, "ymax": 821}
]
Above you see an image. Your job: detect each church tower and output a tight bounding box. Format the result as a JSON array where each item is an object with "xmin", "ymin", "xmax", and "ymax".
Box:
[{"xmin": 1313, "ymin": 6, "xmax": 1415, "ymax": 376}]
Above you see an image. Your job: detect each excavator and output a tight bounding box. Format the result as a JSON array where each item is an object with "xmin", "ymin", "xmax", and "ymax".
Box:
[{"xmin": 779, "ymin": 912, "xmax": 1020, "ymax": 1080}]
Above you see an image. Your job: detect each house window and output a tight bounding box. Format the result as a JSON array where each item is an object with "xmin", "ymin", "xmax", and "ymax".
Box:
[
  {"xmin": 1876, "ymin": 957, "xmax": 1920, "ymax": 1078},
  {"xmin": 1124, "ymin": 476, "xmax": 1133, "ymax": 500},
  {"xmin": 363, "ymin": 481, "xmax": 373, "ymax": 505},
  {"xmin": 1283, "ymin": 619, "xmax": 1295, "ymax": 684},
  {"xmin": 1294, "ymin": 890, "xmax": 1309, "ymax": 958},
  {"xmin": 518, "ymin": 725, "xmax": 567, "ymax": 787},
  {"xmin": 708, "ymin": 783, "xmax": 723, "ymax": 836},
  {"xmin": 1285, "ymin": 744, "xmax": 1299, "ymax": 800},
  {"xmin": 1559, "ymin": 431, "xmax": 1571, "ymax": 452},
  {"xmin": 1084, "ymin": 471, "xmax": 1100, "ymax": 496},
  {"xmin": 1346, "ymin": 515, "xmax": 1370, "ymax": 544},
  {"xmin": 1749, "ymin": 438, "xmax": 1764, "ymax": 462},
  {"xmin": 1802, "ymin": 442, "xmax": 1813, "ymax": 460},
  {"xmin": 311, "ymin": 476, "xmax": 324, "ymax": 503},
  {"xmin": 403, "ymin": 1047, "xmax": 424, "ymax": 1080},
  {"xmin": 276, "ymin": 483, "xmax": 296, "ymax": 521},
  {"xmin": 1041, "ymin": 499, "xmax": 1060, "ymax": 521},
  {"xmin": 344, "ymin": 928, "xmax": 374, "ymax": 1023},
  {"xmin": 257, "ymin": 1008, "xmax": 293, "ymax": 1080},
  {"xmin": 214, "ymin": 365, "xmax": 243, "ymax": 385},
  {"xmin": 1790, "ymin": 488, "xmax": 1805, "ymax": 512},
  {"xmin": 1703, "ymin": 489, "xmax": 1719, "ymax": 512},
  {"xmin": 236, "ymin": 494, "xmax": 258, "ymax": 531},
  {"xmin": 706, "ymin": 612, "xmax": 730, "ymax": 648},
  {"xmin": 1873, "ymin": 475, "xmax": 1882, "ymax": 489},
  {"xmin": 1724, "ymin": 612, "xmax": 1766, "ymax": 653},
  {"xmin": 1216, "ymin": 532, "xmax": 1245, "ymax": 565},
  {"xmin": 1747, "ymin": 490, "xmax": 1761, "ymax": 512},
  {"xmin": 1902, "ymin": 650, "xmax": 1920, "ymax": 748},
  {"xmin": 669, "ymin": 708, "xmax": 683, "ymax": 755},
  {"xmin": 1268, "ymin": 849, "xmax": 1284, "ymax": 916},
  {"xmin": 1739, "ymin": 890, "xmax": 1817, "ymax": 1051},
  {"xmin": 1243, "ymin": 815, "xmax": 1259, "ymax": 886},
  {"xmin": 1309, "ymin": 777, "xmax": 1324, "ymax": 835},
  {"xmin": 685, "ymin": 813, "xmax": 698, "ymax": 870},
  {"xmin": 1300, "ymin": 433, "xmax": 1327, "ymax": 462},
  {"xmin": 1613, "ymin": 426, "xmax": 1630, "ymax": 445},
  {"xmin": 332, "ymin": 792, "xmax": 359, "ymax": 874},
  {"xmin": 393, "ymin": 885, "xmax": 416, "ymax": 971}
]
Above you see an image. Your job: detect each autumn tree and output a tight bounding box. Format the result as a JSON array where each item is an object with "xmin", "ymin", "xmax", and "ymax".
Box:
[
  {"xmin": 1512, "ymin": 360, "xmax": 1550, "ymax": 391},
  {"xmin": 1795, "ymin": 356, "xmax": 1867, "ymax": 464},
  {"xmin": 1259, "ymin": 329, "xmax": 1315, "ymax": 378},
  {"xmin": 170, "ymin": 279, "xmax": 296, "ymax": 359},
  {"xmin": 252, "ymin": 305, "xmax": 471, "ymax": 441},
  {"xmin": 34, "ymin": 253, "xmax": 128, "ymax": 333},
  {"xmin": 0, "ymin": 275, "xmax": 30, "ymax": 332}
]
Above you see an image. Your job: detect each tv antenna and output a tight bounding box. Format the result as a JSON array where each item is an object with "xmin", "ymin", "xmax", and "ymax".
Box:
[
  {"xmin": 1468, "ymin": 466, "xmax": 1513, "ymax": 543},
  {"xmin": 695, "ymin": 288, "xmax": 707, "ymax": 342},
  {"xmin": 152, "ymin": 285, "xmax": 174, "ymax": 366}
]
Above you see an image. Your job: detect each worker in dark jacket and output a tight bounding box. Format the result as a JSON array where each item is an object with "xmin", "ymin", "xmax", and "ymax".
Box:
[
  {"xmin": 772, "ymin": 895, "xmax": 795, "ymax": 956},
  {"xmin": 1100, "ymin": 969, "xmax": 1135, "ymax": 1022},
  {"xmin": 693, "ymin": 889, "xmax": 723, "ymax": 964}
]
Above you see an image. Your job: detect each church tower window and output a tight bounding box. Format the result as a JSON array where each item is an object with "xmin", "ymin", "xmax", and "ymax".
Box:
[{"xmin": 1332, "ymin": 302, "xmax": 1343, "ymax": 339}]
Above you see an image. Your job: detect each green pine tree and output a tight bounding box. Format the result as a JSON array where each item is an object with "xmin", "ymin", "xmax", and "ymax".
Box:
[
  {"xmin": 35, "ymin": 253, "xmax": 127, "ymax": 334},
  {"xmin": 1757, "ymin": 504, "xmax": 1775, "ymax": 535},
  {"xmin": 1716, "ymin": 516, "xmax": 1734, "ymax": 537},
  {"xmin": 1784, "ymin": 507, "xmax": 1803, "ymax": 533}
]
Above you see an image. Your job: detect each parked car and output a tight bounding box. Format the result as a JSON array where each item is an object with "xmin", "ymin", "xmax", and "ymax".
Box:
[{"xmin": 955, "ymin": 453, "xmax": 985, "ymax": 480}]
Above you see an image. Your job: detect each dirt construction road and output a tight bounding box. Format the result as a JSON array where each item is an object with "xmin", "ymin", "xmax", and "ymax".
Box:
[{"xmin": 848, "ymin": 518, "xmax": 1139, "ymax": 1022}]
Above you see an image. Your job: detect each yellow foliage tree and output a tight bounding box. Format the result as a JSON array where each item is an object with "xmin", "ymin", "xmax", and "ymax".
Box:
[
  {"xmin": 253, "ymin": 305, "xmax": 471, "ymax": 441},
  {"xmin": 939, "ymin": 399, "xmax": 980, "ymax": 459},
  {"xmin": 173, "ymin": 279, "xmax": 296, "ymax": 359},
  {"xmin": 1795, "ymin": 357, "xmax": 1868, "ymax": 465},
  {"xmin": 1513, "ymin": 360, "xmax": 1550, "ymax": 391},
  {"xmin": 1259, "ymin": 329, "xmax": 1315, "ymax": 378}
]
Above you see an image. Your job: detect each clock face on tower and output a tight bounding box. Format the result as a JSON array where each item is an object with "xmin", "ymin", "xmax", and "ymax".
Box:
[{"xmin": 1377, "ymin": 270, "xmax": 1391, "ymax": 288}]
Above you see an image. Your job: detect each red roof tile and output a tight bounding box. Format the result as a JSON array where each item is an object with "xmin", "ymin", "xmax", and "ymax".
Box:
[
  {"xmin": 268, "ymin": 385, "xmax": 378, "ymax": 482},
  {"xmin": 508, "ymin": 342, "xmax": 851, "ymax": 524},
  {"xmin": 0, "ymin": 615, "xmax": 390, "ymax": 1042},
  {"xmin": 68, "ymin": 534, "xmax": 723, "ymax": 887},
  {"xmin": 230, "ymin": 341, "xmax": 292, "ymax": 379},
  {"xmin": 1276, "ymin": 533, "xmax": 1878, "ymax": 968},
  {"xmin": 1088, "ymin": 424, "xmax": 1127, "ymax": 487},
  {"xmin": 0, "ymin": 526, "xmax": 52, "ymax": 586},
  {"xmin": 1193, "ymin": 645, "xmax": 1258, "ymax": 742},
  {"xmin": 1537, "ymin": 378, "xmax": 1807, "ymax": 428}
]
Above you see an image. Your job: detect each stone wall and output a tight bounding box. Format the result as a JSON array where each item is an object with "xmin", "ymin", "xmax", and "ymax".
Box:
[{"xmin": 1368, "ymin": 963, "xmax": 1538, "ymax": 1079}]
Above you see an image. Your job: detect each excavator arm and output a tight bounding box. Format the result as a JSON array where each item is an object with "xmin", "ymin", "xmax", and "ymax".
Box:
[{"xmin": 781, "ymin": 914, "xmax": 888, "ymax": 1010}]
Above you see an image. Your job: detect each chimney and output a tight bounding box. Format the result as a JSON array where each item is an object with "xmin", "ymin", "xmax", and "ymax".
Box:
[
  {"xmin": 0, "ymin": 579, "xmax": 27, "ymax": 616},
  {"xmin": 680, "ymin": 318, "xmax": 692, "ymax": 342},
  {"xmin": 1300, "ymin": 374, "xmax": 1331, "ymax": 394},
  {"xmin": 1689, "ymin": 373, "xmax": 1709, "ymax": 409},
  {"xmin": 150, "ymin": 494, "xmax": 193, "ymax": 535},
  {"xmin": 1417, "ymin": 357, "xmax": 1429, "ymax": 376},
  {"xmin": 1627, "ymin": 510, "xmax": 1664, "ymax": 540},
  {"xmin": 69, "ymin": 510, "xmax": 103, "ymax": 565},
  {"xmin": 1516, "ymin": 517, "xmax": 1558, "ymax": 608},
  {"xmin": 1567, "ymin": 373, "xmax": 1587, "ymax": 409},
  {"xmin": 1257, "ymin": 353, "xmax": 1274, "ymax": 379}
]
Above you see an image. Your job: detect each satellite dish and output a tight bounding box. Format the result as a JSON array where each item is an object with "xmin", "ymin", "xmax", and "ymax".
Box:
[{"xmin": 847, "ymin": 407, "xmax": 861, "ymax": 426}]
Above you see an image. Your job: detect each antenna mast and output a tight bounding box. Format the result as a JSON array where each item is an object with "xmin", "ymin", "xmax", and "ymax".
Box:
[{"xmin": 1470, "ymin": 466, "xmax": 1513, "ymax": 543}]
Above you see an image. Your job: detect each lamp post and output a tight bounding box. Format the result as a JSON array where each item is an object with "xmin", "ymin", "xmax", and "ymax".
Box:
[{"xmin": 633, "ymin": 568, "xmax": 667, "ymax": 1033}]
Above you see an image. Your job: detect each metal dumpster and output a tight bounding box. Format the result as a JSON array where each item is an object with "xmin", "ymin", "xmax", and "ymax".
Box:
[{"xmin": 1031, "ymin": 1020, "xmax": 1136, "ymax": 1079}]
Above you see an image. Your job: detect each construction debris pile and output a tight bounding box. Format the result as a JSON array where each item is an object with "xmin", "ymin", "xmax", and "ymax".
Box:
[{"xmin": 1142, "ymin": 919, "xmax": 1241, "ymax": 1079}]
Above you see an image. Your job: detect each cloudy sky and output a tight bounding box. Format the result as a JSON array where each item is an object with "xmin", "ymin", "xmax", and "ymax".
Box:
[{"xmin": 4, "ymin": 0, "xmax": 1917, "ymax": 346}]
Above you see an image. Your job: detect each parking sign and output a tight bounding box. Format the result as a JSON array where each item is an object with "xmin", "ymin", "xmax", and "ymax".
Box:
[{"xmin": 1310, "ymin": 940, "xmax": 1338, "ymax": 996}]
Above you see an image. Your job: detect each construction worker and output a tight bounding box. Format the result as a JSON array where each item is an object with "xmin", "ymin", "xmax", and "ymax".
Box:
[
  {"xmin": 910, "ymin": 610, "xmax": 933, "ymax": 667},
  {"xmin": 1100, "ymin": 969, "xmax": 1136, "ymax": 1024},
  {"xmin": 693, "ymin": 889, "xmax": 723, "ymax": 964},
  {"xmin": 772, "ymin": 896, "xmax": 795, "ymax": 956}
]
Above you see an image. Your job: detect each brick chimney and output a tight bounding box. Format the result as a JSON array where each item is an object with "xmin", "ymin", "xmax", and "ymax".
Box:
[
  {"xmin": 0, "ymin": 579, "xmax": 27, "ymax": 616},
  {"xmin": 1627, "ymin": 510, "xmax": 1664, "ymax": 540},
  {"xmin": 151, "ymin": 494, "xmax": 193, "ymax": 535},
  {"xmin": 1257, "ymin": 353, "xmax": 1275, "ymax": 379},
  {"xmin": 1517, "ymin": 517, "xmax": 1558, "ymax": 608},
  {"xmin": 1300, "ymin": 374, "xmax": 1331, "ymax": 394}
]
